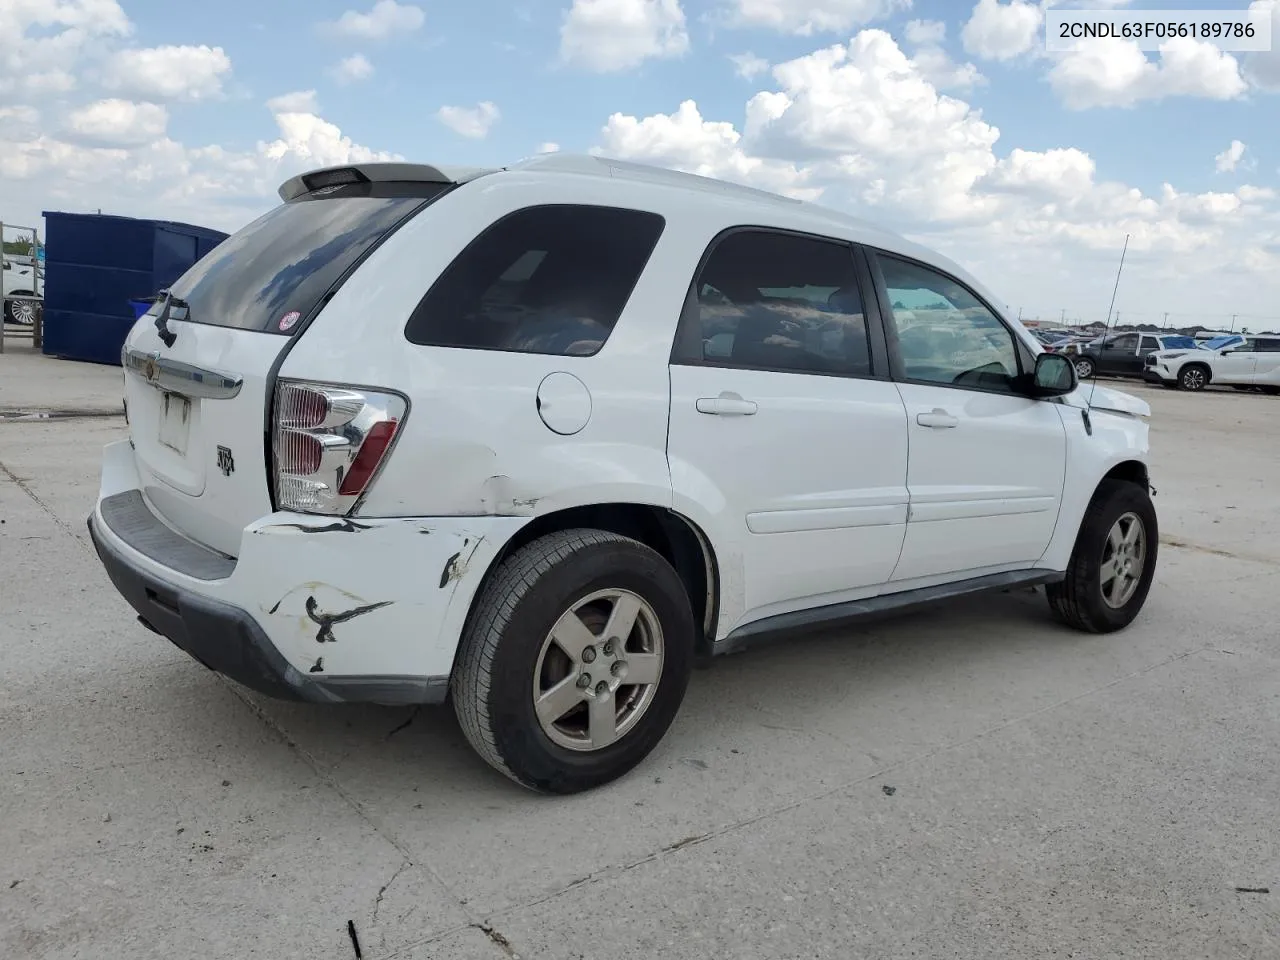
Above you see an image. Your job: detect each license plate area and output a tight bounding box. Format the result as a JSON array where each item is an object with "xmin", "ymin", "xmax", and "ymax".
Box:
[{"xmin": 158, "ymin": 391, "xmax": 192, "ymax": 455}]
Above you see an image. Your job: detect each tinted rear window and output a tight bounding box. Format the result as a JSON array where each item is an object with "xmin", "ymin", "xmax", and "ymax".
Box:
[
  {"xmin": 157, "ymin": 184, "xmax": 444, "ymax": 334},
  {"xmin": 404, "ymin": 204, "xmax": 665, "ymax": 356}
]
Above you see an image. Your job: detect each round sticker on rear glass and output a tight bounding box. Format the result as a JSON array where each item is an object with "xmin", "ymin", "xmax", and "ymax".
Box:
[{"xmin": 278, "ymin": 310, "xmax": 301, "ymax": 332}]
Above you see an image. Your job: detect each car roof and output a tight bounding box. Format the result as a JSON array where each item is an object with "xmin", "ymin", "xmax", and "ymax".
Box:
[{"xmin": 281, "ymin": 153, "xmax": 1015, "ymax": 320}]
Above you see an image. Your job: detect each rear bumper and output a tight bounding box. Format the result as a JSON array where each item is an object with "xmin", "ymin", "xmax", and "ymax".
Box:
[
  {"xmin": 90, "ymin": 438, "xmax": 528, "ymax": 704},
  {"xmin": 88, "ymin": 511, "xmax": 375, "ymax": 702}
]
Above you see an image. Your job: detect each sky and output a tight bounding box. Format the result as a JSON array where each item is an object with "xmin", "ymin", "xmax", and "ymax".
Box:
[{"xmin": 2, "ymin": 0, "xmax": 1278, "ymax": 331}]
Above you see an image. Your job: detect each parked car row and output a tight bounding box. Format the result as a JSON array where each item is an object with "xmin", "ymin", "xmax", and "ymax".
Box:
[{"xmin": 1065, "ymin": 332, "xmax": 1200, "ymax": 380}]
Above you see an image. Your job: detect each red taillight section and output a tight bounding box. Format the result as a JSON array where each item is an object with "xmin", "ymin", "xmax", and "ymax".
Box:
[
  {"xmin": 271, "ymin": 380, "xmax": 406, "ymax": 515},
  {"xmin": 339, "ymin": 419, "xmax": 399, "ymax": 496},
  {"xmin": 278, "ymin": 429, "xmax": 324, "ymax": 475},
  {"xmin": 278, "ymin": 385, "xmax": 329, "ymax": 429}
]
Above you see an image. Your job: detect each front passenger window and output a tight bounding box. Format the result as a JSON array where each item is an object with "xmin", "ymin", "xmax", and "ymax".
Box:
[{"xmin": 874, "ymin": 254, "xmax": 1019, "ymax": 393}]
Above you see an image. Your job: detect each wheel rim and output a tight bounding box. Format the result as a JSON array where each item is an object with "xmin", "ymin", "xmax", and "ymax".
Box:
[
  {"xmin": 10, "ymin": 300, "xmax": 36, "ymax": 325},
  {"xmin": 1075, "ymin": 359, "xmax": 1093, "ymax": 378},
  {"xmin": 1183, "ymin": 368, "xmax": 1205, "ymax": 390},
  {"xmin": 1100, "ymin": 511, "xmax": 1146, "ymax": 609},
  {"xmin": 532, "ymin": 588, "xmax": 664, "ymax": 752}
]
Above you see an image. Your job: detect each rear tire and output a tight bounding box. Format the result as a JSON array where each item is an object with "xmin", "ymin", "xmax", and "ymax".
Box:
[
  {"xmin": 1046, "ymin": 479, "xmax": 1157, "ymax": 634},
  {"xmin": 451, "ymin": 529, "xmax": 695, "ymax": 794},
  {"xmin": 1178, "ymin": 364, "xmax": 1209, "ymax": 391}
]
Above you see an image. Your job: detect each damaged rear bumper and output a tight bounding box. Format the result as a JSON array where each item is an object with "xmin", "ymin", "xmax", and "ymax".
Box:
[
  {"xmin": 88, "ymin": 511, "xmax": 420, "ymax": 703},
  {"xmin": 88, "ymin": 439, "xmax": 528, "ymax": 704}
]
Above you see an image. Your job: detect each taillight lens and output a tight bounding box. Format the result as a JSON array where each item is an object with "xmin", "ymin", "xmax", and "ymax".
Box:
[{"xmin": 272, "ymin": 380, "xmax": 407, "ymax": 515}]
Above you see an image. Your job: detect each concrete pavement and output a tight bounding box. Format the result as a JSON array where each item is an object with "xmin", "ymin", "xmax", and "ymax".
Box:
[{"xmin": 2, "ymin": 362, "xmax": 1279, "ymax": 959}]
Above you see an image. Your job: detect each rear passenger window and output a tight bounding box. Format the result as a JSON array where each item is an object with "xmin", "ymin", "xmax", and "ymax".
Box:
[
  {"xmin": 672, "ymin": 230, "xmax": 873, "ymax": 378},
  {"xmin": 405, "ymin": 205, "xmax": 664, "ymax": 356}
]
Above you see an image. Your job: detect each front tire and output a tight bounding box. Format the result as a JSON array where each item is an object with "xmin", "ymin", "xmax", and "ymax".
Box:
[
  {"xmin": 451, "ymin": 529, "xmax": 695, "ymax": 794},
  {"xmin": 1046, "ymin": 479, "xmax": 1158, "ymax": 634},
  {"xmin": 1178, "ymin": 364, "xmax": 1209, "ymax": 391},
  {"xmin": 1074, "ymin": 357, "xmax": 1095, "ymax": 379}
]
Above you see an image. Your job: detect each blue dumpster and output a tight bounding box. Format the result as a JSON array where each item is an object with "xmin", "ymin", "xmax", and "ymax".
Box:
[{"xmin": 40, "ymin": 211, "xmax": 228, "ymax": 365}]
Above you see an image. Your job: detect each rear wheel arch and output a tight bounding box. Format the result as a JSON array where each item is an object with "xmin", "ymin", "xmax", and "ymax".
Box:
[{"xmin": 457, "ymin": 503, "xmax": 720, "ymax": 666}]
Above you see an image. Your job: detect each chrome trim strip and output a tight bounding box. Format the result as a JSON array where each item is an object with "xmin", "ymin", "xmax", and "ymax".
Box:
[{"xmin": 123, "ymin": 347, "xmax": 243, "ymax": 400}]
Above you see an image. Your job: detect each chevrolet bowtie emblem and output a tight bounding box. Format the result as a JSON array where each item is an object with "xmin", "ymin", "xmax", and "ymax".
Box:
[{"xmin": 143, "ymin": 352, "xmax": 160, "ymax": 382}]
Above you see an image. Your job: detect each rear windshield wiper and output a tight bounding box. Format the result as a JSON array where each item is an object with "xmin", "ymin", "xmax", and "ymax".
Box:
[{"xmin": 153, "ymin": 290, "xmax": 189, "ymax": 348}]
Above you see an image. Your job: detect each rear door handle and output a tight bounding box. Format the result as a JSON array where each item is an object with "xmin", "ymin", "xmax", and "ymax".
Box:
[
  {"xmin": 696, "ymin": 393, "xmax": 758, "ymax": 416},
  {"xmin": 916, "ymin": 408, "xmax": 958, "ymax": 429}
]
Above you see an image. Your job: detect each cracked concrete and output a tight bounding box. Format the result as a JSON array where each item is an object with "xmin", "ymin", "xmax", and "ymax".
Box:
[{"xmin": 3, "ymin": 361, "xmax": 1280, "ymax": 959}]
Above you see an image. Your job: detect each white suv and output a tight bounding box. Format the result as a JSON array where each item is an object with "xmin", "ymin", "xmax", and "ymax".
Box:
[
  {"xmin": 1144, "ymin": 335, "xmax": 1280, "ymax": 393},
  {"xmin": 88, "ymin": 156, "xmax": 1159, "ymax": 793}
]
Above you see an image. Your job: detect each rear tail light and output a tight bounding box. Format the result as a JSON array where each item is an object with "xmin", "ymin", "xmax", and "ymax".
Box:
[{"xmin": 272, "ymin": 380, "xmax": 406, "ymax": 515}]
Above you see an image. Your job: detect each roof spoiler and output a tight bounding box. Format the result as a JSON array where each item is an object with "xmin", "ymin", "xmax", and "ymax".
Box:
[{"xmin": 277, "ymin": 162, "xmax": 496, "ymax": 202}]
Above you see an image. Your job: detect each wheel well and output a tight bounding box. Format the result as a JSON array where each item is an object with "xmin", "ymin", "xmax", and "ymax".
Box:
[
  {"xmin": 477, "ymin": 503, "xmax": 719, "ymax": 654},
  {"xmin": 1102, "ymin": 460, "xmax": 1149, "ymax": 491},
  {"xmin": 1180, "ymin": 360, "xmax": 1211, "ymax": 381}
]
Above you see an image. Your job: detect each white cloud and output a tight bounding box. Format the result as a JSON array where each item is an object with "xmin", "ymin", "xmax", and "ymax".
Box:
[
  {"xmin": 329, "ymin": 54, "xmax": 374, "ymax": 84},
  {"xmin": 0, "ymin": 98, "xmax": 398, "ymax": 235},
  {"xmin": 0, "ymin": 105, "xmax": 40, "ymax": 125},
  {"xmin": 1243, "ymin": 0, "xmax": 1280, "ymax": 90},
  {"xmin": 1238, "ymin": 184, "xmax": 1276, "ymax": 203},
  {"xmin": 1049, "ymin": 37, "xmax": 1247, "ymax": 109},
  {"xmin": 260, "ymin": 111, "xmax": 401, "ymax": 166},
  {"xmin": 904, "ymin": 19, "xmax": 946, "ymax": 46},
  {"xmin": 266, "ymin": 90, "xmax": 320, "ymax": 114},
  {"xmin": 730, "ymin": 52, "xmax": 770, "ymax": 79},
  {"xmin": 901, "ymin": 18, "xmax": 984, "ymax": 90},
  {"xmin": 102, "ymin": 45, "xmax": 231, "ymax": 101},
  {"xmin": 436, "ymin": 101, "xmax": 500, "ymax": 139},
  {"xmin": 536, "ymin": 141, "xmax": 561, "ymax": 153},
  {"xmin": 0, "ymin": 0, "xmax": 132, "ymax": 95},
  {"xmin": 961, "ymin": 0, "xmax": 1042, "ymax": 62},
  {"xmin": 560, "ymin": 0, "xmax": 689, "ymax": 72},
  {"xmin": 1215, "ymin": 140, "xmax": 1247, "ymax": 173},
  {"xmin": 592, "ymin": 28, "xmax": 1280, "ymax": 320},
  {"xmin": 65, "ymin": 99, "xmax": 168, "ymax": 146},
  {"xmin": 724, "ymin": 0, "xmax": 907, "ymax": 35},
  {"xmin": 319, "ymin": 0, "xmax": 424, "ymax": 41},
  {"xmin": 985, "ymin": 147, "xmax": 1096, "ymax": 198}
]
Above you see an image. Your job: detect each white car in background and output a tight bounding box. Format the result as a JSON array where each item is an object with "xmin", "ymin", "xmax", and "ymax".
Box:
[
  {"xmin": 2, "ymin": 256, "xmax": 43, "ymax": 325},
  {"xmin": 1144, "ymin": 334, "xmax": 1280, "ymax": 393}
]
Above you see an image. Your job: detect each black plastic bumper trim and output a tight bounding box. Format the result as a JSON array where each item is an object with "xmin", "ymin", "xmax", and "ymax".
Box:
[{"xmin": 88, "ymin": 511, "xmax": 448, "ymax": 705}]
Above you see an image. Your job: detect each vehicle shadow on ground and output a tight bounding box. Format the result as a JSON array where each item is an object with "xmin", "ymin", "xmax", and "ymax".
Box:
[{"xmin": 167, "ymin": 584, "xmax": 1089, "ymax": 795}]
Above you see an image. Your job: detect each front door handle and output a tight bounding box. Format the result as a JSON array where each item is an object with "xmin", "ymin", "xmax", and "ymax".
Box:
[
  {"xmin": 696, "ymin": 393, "xmax": 758, "ymax": 416},
  {"xmin": 916, "ymin": 408, "xmax": 958, "ymax": 429}
]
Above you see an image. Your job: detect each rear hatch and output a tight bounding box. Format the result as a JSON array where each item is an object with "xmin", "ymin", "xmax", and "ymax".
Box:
[{"xmin": 121, "ymin": 170, "xmax": 452, "ymax": 558}]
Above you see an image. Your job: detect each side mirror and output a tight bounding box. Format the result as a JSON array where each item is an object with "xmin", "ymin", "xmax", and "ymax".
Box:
[{"xmin": 1029, "ymin": 352, "xmax": 1078, "ymax": 398}]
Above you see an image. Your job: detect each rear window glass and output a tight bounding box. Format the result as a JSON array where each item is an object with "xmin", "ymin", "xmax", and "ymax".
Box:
[
  {"xmin": 404, "ymin": 204, "xmax": 665, "ymax": 356},
  {"xmin": 156, "ymin": 185, "xmax": 444, "ymax": 334}
]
